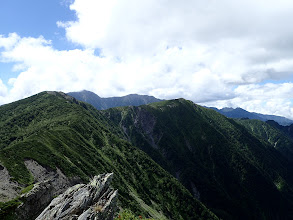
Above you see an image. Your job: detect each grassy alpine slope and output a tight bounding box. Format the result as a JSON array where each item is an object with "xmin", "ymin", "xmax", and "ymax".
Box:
[
  {"xmin": 102, "ymin": 99, "xmax": 293, "ymax": 220},
  {"xmin": 0, "ymin": 92, "xmax": 217, "ymax": 220}
]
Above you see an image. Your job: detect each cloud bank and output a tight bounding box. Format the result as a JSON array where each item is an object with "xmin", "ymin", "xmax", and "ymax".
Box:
[{"xmin": 1, "ymin": 0, "xmax": 293, "ymax": 119}]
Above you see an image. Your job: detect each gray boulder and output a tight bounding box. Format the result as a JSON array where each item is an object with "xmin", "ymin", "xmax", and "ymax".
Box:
[{"xmin": 36, "ymin": 173, "xmax": 118, "ymax": 220}]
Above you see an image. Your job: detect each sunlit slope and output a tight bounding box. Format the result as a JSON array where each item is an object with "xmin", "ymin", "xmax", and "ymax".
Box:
[{"xmin": 0, "ymin": 92, "xmax": 217, "ymax": 220}]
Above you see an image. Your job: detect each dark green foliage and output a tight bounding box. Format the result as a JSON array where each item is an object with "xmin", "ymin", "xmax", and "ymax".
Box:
[
  {"xmin": 266, "ymin": 120, "xmax": 293, "ymax": 140},
  {"xmin": 102, "ymin": 99, "xmax": 293, "ymax": 220},
  {"xmin": 20, "ymin": 184, "xmax": 34, "ymax": 194},
  {"xmin": 0, "ymin": 92, "xmax": 217, "ymax": 220},
  {"xmin": 0, "ymin": 198, "xmax": 21, "ymax": 220},
  {"xmin": 236, "ymin": 119, "xmax": 293, "ymax": 162},
  {"xmin": 114, "ymin": 209, "xmax": 155, "ymax": 220}
]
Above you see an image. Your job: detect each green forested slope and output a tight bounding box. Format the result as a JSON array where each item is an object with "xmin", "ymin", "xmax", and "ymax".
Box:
[
  {"xmin": 266, "ymin": 120, "xmax": 293, "ymax": 140},
  {"xmin": 236, "ymin": 119, "xmax": 293, "ymax": 162},
  {"xmin": 0, "ymin": 92, "xmax": 217, "ymax": 220},
  {"xmin": 102, "ymin": 98, "xmax": 293, "ymax": 220}
]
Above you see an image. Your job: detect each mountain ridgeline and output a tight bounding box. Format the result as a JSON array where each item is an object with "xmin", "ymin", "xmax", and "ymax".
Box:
[
  {"xmin": 102, "ymin": 99, "xmax": 293, "ymax": 220},
  {"xmin": 0, "ymin": 92, "xmax": 217, "ymax": 220},
  {"xmin": 67, "ymin": 90, "xmax": 163, "ymax": 110},
  {"xmin": 235, "ymin": 119, "xmax": 293, "ymax": 162},
  {"xmin": 211, "ymin": 107, "xmax": 293, "ymax": 126},
  {"xmin": 266, "ymin": 119, "xmax": 293, "ymax": 140},
  {"xmin": 1, "ymin": 91, "xmax": 293, "ymax": 219}
]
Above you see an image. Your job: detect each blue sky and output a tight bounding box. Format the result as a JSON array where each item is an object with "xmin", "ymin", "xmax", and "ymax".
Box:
[
  {"xmin": 0, "ymin": 0, "xmax": 76, "ymax": 84},
  {"xmin": 0, "ymin": 0, "xmax": 74, "ymax": 42},
  {"xmin": 0, "ymin": 0, "xmax": 293, "ymax": 119}
]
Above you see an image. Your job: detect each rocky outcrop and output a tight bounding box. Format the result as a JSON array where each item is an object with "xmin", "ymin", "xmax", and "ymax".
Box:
[
  {"xmin": 36, "ymin": 173, "xmax": 118, "ymax": 220},
  {"xmin": 24, "ymin": 159, "xmax": 80, "ymax": 196},
  {"xmin": 16, "ymin": 180, "xmax": 54, "ymax": 219},
  {"xmin": 15, "ymin": 160, "xmax": 81, "ymax": 219}
]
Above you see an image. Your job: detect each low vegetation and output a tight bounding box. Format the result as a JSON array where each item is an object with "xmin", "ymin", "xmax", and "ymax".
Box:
[
  {"xmin": 0, "ymin": 92, "xmax": 217, "ymax": 219},
  {"xmin": 20, "ymin": 184, "xmax": 34, "ymax": 195},
  {"xmin": 236, "ymin": 118, "xmax": 293, "ymax": 161},
  {"xmin": 0, "ymin": 198, "xmax": 21, "ymax": 220},
  {"xmin": 115, "ymin": 209, "xmax": 155, "ymax": 220},
  {"xmin": 2, "ymin": 91, "xmax": 293, "ymax": 219},
  {"xmin": 103, "ymin": 98, "xmax": 293, "ymax": 220}
]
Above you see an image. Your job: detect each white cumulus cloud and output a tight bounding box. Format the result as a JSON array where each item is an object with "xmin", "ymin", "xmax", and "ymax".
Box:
[{"xmin": 0, "ymin": 0, "xmax": 293, "ymax": 119}]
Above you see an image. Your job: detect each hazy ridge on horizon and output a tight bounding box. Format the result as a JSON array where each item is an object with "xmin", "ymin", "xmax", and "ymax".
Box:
[{"xmin": 68, "ymin": 90, "xmax": 293, "ymax": 125}]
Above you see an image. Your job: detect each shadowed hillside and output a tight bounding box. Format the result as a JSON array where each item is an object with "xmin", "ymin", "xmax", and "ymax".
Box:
[
  {"xmin": 236, "ymin": 119, "xmax": 293, "ymax": 162},
  {"xmin": 102, "ymin": 99, "xmax": 293, "ymax": 220}
]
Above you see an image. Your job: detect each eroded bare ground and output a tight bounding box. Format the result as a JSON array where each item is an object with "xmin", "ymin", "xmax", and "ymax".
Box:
[
  {"xmin": 24, "ymin": 159, "xmax": 81, "ymax": 196},
  {"xmin": 0, "ymin": 164, "xmax": 21, "ymax": 202},
  {"xmin": 0, "ymin": 159, "xmax": 81, "ymax": 203}
]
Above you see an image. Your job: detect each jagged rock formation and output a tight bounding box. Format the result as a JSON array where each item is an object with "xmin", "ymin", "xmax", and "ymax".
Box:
[
  {"xmin": 16, "ymin": 180, "xmax": 54, "ymax": 219},
  {"xmin": 13, "ymin": 159, "xmax": 82, "ymax": 219},
  {"xmin": 36, "ymin": 173, "xmax": 118, "ymax": 220}
]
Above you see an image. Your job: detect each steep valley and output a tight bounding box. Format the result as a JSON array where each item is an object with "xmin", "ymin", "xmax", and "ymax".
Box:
[{"xmin": 102, "ymin": 99, "xmax": 293, "ymax": 220}]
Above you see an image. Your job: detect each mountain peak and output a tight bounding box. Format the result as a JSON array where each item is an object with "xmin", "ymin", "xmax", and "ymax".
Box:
[{"xmin": 67, "ymin": 90, "xmax": 163, "ymax": 110}]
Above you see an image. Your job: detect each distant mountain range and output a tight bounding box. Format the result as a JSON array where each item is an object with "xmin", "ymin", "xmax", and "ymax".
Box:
[
  {"xmin": 69, "ymin": 90, "xmax": 293, "ymax": 126},
  {"xmin": 210, "ymin": 107, "xmax": 293, "ymax": 126},
  {"xmin": 67, "ymin": 90, "xmax": 163, "ymax": 110}
]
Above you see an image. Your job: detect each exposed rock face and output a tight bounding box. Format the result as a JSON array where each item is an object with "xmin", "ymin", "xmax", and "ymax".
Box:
[
  {"xmin": 0, "ymin": 164, "xmax": 21, "ymax": 202},
  {"xmin": 130, "ymin": 107, "xmax": 162, "ymax": 149},
  {"xmin": 16, "ymin": 180, "xmax": 54, "ymax": 220},
  {"xmin": 24, "ymin": 159, "xmax": 80, "ymax": 196},
  {"xmin": 15, "ymin": 160, "xmax": 82, "ymax": 219},
  {"xmin": 36, "ymin": 173, "xmax": 118, "ymax": 220}
]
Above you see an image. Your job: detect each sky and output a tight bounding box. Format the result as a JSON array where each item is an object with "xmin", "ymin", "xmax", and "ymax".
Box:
[{"xmin": 0, "ymin": 0, "xmax": 293, "ymax": 119}]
